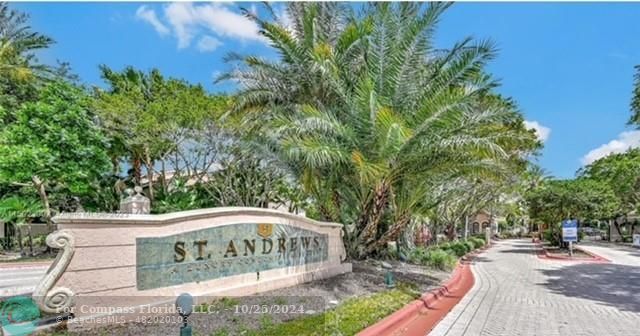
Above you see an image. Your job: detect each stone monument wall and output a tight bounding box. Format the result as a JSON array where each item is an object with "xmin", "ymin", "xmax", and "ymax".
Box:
[{"xmin": 33, "ymin": 207, "xmax": 351, "ymax": 320}]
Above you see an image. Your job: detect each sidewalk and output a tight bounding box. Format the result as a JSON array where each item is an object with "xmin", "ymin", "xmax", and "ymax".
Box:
[{"xmin": 430, "ymin": 239, "xmax": 640, "ymax": 336}]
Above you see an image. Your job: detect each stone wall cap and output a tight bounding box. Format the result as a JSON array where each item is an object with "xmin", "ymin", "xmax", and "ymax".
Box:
[{"xmin": 52, "ymin": 207, "xmax": 344, "ymax": 228}]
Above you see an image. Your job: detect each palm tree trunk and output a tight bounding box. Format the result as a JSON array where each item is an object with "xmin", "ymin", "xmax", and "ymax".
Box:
[
  {"xmin": 357, "ymin": 182, "xmax": 390, "ymax": 248},
  {"xmin": 362, "ymin": 212, "xmax": 411, "ymax": 257},
  {"xmin": 161, "ymin": 159, "xmax": 167, "ymax": 194},
  {"xmin": 27, "ymin": 221, "xmax": 34, "ymax": 256},
  {"xmin": 446, "ymin": 222, "xmax": 458, "ymax": 240},
  {"xmin": 16, "ymin": 225, "xmax": 24, "ymax": 257},
  {"xmin": 144, "ymin": 146, "xmax": 154, "ymax": 203},
  {"xmin": 31, "ymin": 175, "xmax": 52, "ymax": 232},
  {"xmin": 132, "ymin": 156, "xmax": 142, "ymax": 185}
]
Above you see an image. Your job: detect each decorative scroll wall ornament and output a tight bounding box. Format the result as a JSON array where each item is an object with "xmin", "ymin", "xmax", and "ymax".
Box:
[{"xmin": 32, "ymin": 230, "xmax": 76, "ymax": 313}]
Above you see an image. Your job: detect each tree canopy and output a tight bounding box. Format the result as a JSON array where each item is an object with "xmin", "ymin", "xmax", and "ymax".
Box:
[
  {"xmin": 0, "ymin": 81, "xmax": 111, "ymax": 228},
  {"xmin": 630, "ymin": 65, "xmax": 640, "ymax": 125},
  {"xmin": 222, "ymin": 2, "xmax": 540, "ymax": 257},
  {"xmin": 0, "ymin": 2, "xmax": 54, "ymax": 110}
]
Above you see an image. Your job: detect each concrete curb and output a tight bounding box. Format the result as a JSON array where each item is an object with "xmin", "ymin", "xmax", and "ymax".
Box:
[
  {"xmin": 357, "ymin": 245, "xmax": 487, "ymax": 336},
  {"xmin": 534, "ymin": 241, "xmax": 610, "ymax": 263}
]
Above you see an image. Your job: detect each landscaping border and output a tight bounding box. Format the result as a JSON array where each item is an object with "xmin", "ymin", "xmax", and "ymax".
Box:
[
  {"xmin": 356, "ymin": 246, "xmax": 487, "ymax": 336},
  {"xmin": 534, "ymin": 240, "xmax": 610, "ymax": 263}
]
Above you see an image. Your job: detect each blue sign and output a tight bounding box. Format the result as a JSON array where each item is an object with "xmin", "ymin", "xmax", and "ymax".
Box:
[{"xmin": 562, "ymin": 219, "xmax": 578, "ymax": 242}]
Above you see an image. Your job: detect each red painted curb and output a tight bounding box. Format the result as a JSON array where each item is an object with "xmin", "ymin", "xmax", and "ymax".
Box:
[
  {"xmin": 357, "ymin": 246, "xmax": 486, "ymax": 336},
  {"xmin": 535, "ymin": 241, "xmax": 609, "ymax": 263}
]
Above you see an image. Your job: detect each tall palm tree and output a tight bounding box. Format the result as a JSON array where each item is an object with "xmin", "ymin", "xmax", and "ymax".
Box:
[
  {"xmin": 0, "ymin": 2, "xmax": 54, "ymax": 107},
  {"xmin": 630, "ymin": 65, "xmax": 640, "ymax": 125},
  {"xmin": 222, "ymin": 3, "xmax": 537, "ymax": 258}
]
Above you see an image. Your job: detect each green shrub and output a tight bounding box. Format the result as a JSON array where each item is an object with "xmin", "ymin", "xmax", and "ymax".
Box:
[
  {"xmin": 438, "ymin": 242, "xmax": 451, "ymax": 250},
  {"xmin": 32, "ymin": 234, "xmax": 47, "ymax": 247},
  {"xmin": 469, "ymin": 237, "xmax": 485, "ymax": 249},
  {"xmin": 543, "ymin": 229, "xmax": 559, "ymax": 246},
  {"xmin": 425, "ymin": 249, "xmax": 458, "ymax": 270},
  {"xmin": 448, "ymin": 241, "xmax": 469, "ymax": 257},
  {"xmin": 464, "ymin": 240, "xmax": 475, "ymax": 252},
  {"xmin": 408, "ymin": 247, "xmax": 457, "ymax": 270},
  {"xmin": 408, "ymin": 247, "xmax": 430, "ymax": 265}
]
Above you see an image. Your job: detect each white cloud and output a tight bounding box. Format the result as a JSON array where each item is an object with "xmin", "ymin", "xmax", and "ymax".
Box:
[
  {"xmin": 581, "ymin": 130, "xmax": 640, "ymax": 165},
  {"xmin": 163, "ymin": 2, "xmax": 195, "ymax": 48},
  {"xmin": 135, "ymin": 2, "xmax": 264, "ymax": 50},
  {"xmin": 135, "ymin": 5, "xmax": 170, "ymax": 36},
  {"xmin": 524, "ymin": 120, "xmax": 551, "ymax": 142},
  {"xmin": 194, "ymin": 3, "xmax": 264, "ymax": 42},
  {"xmin": 197, "ymin": 35, "xmax": 223, "ymax": 52}
]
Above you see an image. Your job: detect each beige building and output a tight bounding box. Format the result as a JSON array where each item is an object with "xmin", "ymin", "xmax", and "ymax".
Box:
[{"xmin": 470, "ymin": 210, "xmax": 498, "ymax": 235}]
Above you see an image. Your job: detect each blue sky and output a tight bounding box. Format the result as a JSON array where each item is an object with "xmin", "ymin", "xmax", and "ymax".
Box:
[{"xmin": 12, "ymin": 2, "xmax": 640, "ymax": 178}]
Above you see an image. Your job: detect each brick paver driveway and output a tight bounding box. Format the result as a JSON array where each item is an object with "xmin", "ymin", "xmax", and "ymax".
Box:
[{"xmin": 430, "ymin": 239, "xmax": 640, "ymax": 336}]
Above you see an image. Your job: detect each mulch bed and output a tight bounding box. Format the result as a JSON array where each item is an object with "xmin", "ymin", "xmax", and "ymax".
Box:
[{"xmin": 543, "ymin": 246, "xmax": 593, "ymax": 259}]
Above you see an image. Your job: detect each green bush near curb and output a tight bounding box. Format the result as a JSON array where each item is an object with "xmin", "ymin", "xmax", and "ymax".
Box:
[{"xmin": 408, "ymin": 247, "xmax": 458, "ymax": 270}]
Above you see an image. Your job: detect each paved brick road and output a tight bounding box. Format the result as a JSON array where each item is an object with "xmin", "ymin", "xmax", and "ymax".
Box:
[{"xmin": 430, "ymin": 239, "xmax": 640, "ymax": 336}]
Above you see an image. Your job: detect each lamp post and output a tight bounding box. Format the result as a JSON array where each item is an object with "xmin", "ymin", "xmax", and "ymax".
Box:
[
  {"xmin": 382, "ymin": 262, "xmax": 395, "ymax": 288},
  {"xmin": 176, "ymin": 293, "xmax": 193, "ymax": 336}
]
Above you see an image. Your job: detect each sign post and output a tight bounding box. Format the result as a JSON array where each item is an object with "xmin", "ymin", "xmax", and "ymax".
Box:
[{"xmin": 562, "ymin": 219, "xmax": 578, "ymax": 257}]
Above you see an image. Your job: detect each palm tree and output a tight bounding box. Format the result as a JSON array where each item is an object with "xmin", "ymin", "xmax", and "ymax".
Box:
[
  {"xmin": 631, "ymin": 65, "xmax": 640, "ymax": 125},
  {"xmin": 222, "ymin": 3, "xmax": 538, "ymax": 258},
  {"xmin": 0, "ymin": 195, "xmax": 44, "ymax": 256},
  {"xmin": 0, "ymin": 2, "xmax": 54, "ymax": 107}
]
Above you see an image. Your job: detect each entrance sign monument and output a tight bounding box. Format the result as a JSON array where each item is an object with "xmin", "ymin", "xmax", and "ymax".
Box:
[{"xmin": 32, "ymin": 207, "xmax": 351, "ymax": 324}]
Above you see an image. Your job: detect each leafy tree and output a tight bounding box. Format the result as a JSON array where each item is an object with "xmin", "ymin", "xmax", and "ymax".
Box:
[
  {"xmin": 0, "ymin": 2, "xmax": 54, "ymax": 110},
  {"xmin": 0, "ymin": 81, "xmax": 111, "ymax": 230},
  {"xmin": 94, "ymin": 66, "xmax": 229, "ymax": 202},
  {"xmin": 526, "ymin": 178, "xmax": 619, "ymax": 245},
  {"xmin": 579, "ymin": 149, "xmax": 640, "ymax": 214},
  {"xmin": 578, "ymin": 148, "xmax": 640, "ymax": 235},
  {"xmin": 222, "ymin": 3, "xmax": 539, "ymax": 257}
]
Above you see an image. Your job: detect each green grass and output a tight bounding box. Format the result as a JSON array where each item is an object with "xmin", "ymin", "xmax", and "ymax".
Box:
[
  {"xmin": 238, "ymin": 283, "xmax": 420, "ymax": 336},
  {"xmin": 194, "ymin": 297, "xmax": 240, "ymax": 313}
]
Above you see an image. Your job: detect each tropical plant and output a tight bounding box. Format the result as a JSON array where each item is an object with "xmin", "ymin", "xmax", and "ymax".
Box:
[
  {"xmin": 222, "ymin": 2, "xmax": 538, "ymax": 258},
  {"xmin": 0, "ymin": 195, "xmax": 43, "ymax": 256},
  {"xmin": 0, "ymin": 2, "xmax": 54, "ymax": 110},
  {"xmin": 94, "ymin": 66, "xmax": 230, "ymax": 202},
  {"xmin": 630, "ymin": 65, "xmax": 640, "ymax": 125}
]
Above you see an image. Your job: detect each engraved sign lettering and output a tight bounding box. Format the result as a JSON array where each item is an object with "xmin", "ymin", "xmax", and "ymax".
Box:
[{"xmin": 136, "ymin": 223, "xmax": 328, "ymax": 290}]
